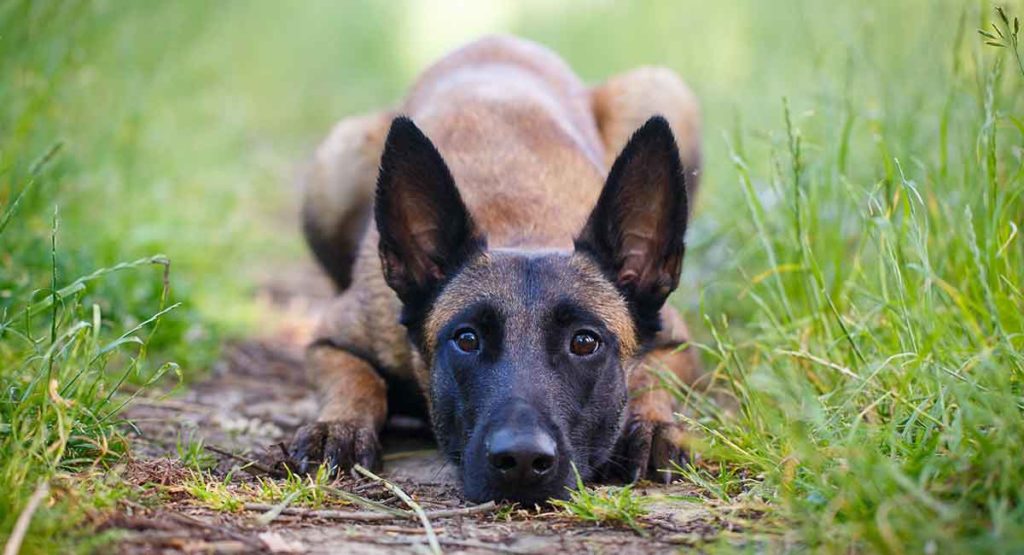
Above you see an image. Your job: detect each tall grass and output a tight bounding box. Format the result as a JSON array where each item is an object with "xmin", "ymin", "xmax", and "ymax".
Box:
[
  {"xmin": 1, "ymin": 1, "xmax": 400, "ymax": 551},
  {"xmin": 3, "ymin": 3, "xmax": 202, "ymax": 552},
  {"xmin": 0, "ymin": 158, "xmax": 179, "ymax": 552},
  {"xmin": 667, "ymin": 7, "xmax": 1024, "ymax": 552},
  {"xmin": 0, "ymin": 261, "xmax": 178, "ymax": 553}
]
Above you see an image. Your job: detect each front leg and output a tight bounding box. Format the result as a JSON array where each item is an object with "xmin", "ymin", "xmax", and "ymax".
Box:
[
  {"xmin": 289, "ymin": 344, "xmax": 387, "ymax": 473},
  {"xmin": 604, "ymin": 309, "xmax": 701, "ymax": 483}
]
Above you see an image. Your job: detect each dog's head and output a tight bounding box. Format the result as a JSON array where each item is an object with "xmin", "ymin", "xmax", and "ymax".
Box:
[{"xmin": 375, "ymin": 116, "xmax": 689, "ymax": 504}]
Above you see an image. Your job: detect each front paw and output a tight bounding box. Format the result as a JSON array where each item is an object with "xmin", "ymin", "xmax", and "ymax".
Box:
[
  {"xmin": 603, "ymin": 418, "xmax": 688, "ymax": 484},
  {"xmin": 288, "ymin": 420, "xmax": 382, "ymax": 475}
]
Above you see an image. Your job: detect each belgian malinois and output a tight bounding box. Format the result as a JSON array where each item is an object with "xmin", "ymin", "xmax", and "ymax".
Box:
[{"xmin": 294, "ymin": 36, "xmax": 701, "ymax": 504}]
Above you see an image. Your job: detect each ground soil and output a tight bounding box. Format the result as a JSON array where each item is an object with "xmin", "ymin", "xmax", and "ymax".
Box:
[{"xmin": 110, "ymin": 263, "xmax": 735, "ymax": 554}]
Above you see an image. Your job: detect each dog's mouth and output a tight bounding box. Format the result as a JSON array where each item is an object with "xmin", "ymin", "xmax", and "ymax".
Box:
[{"xmin": 459, "ymin": 455, "xmax": 574, "ymax": 505}]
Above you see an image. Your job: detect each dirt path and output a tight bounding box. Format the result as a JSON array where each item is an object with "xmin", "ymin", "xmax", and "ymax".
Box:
[{"xmin": 113, "ymin": 263, "xmax": 731, "ymax": 554}]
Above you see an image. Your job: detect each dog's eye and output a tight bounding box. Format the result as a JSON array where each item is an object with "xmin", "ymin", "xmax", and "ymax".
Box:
[
  {"xmin": 453, "ymin": 328, "xmax": 480, "ymax": 353},
  {"xmin": 569, "ymin": 331, "xmax": 600, "ymax": 356}
]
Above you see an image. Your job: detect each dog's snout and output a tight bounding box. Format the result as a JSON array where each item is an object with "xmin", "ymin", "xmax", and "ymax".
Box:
[
  {"xmin": 486, "ymin": 427, "xmax": 558, "ymax": 484},
  {"xmin": 476, "ymin": 399, "xmax": 565, "ymax": 497}
]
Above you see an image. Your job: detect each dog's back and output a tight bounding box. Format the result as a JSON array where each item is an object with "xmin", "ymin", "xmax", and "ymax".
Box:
[
  {"xmin": 304, "ymin": 36, "xmax": 699, "ymax": 291},
  {"xmin": 401, "ymin": 36, "xmax": 607, "ymax": 248}
]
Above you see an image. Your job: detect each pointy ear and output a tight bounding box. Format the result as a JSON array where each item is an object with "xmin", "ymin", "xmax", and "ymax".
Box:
[
  {"xmin": 375, "ymin": 117, "xmax": 485, "ymax": 307},
  {"xmin": 575, "ymin": 116, "xmax": 689, "ymax": 338}
]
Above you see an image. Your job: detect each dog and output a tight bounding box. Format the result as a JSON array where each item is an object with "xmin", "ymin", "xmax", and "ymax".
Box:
[{"xmin": 293, "ymin": 36, "xmax": 701, "ymax": 504}]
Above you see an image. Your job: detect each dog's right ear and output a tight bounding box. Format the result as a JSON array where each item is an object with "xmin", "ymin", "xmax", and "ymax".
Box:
[
  {"xmin": 375, "ymin": 117, "xmax": 485, "ymax": 307},
  {"xmin": 575, "ymin": 116, "xmax": 689, "ymax": 339}
]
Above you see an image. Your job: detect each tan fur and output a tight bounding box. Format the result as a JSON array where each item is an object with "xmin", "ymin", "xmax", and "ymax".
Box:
[
  {"xmin": 402, "ymin": 37, "xmax": 607, "ymax": 249},
  {"xmin": 307, "ymin": 345, "xmax": 388, "ymax": 428},
  {"xmin": 622, "ymin": 302, "xmax": 701, "ymax": 446},
  {"xmin": 566, "ymin": 254, "xmax": 641, "ymax": 359},
  {"xmin": 303, "ymin": 112, "xmax": 392, "ymax": 239},
  {"xmin": 303, "ymin": 35, "xmax": 702, "ymax": 451},
  {"xmin": 302, "ymin": 112, "xmax": 392, "ymax": 289},
  {"xmin": 591, "ymin": 67, "xmax": 702, "ymax": 198},
  {"xmin": 627, "ymin": 343, "xmax": 701, "ymax": 424}
]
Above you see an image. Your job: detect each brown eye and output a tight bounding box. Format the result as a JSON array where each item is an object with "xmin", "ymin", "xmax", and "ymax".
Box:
[
  {"xmin": 454, "ymin": 329, "xmax": 480, "ymax": 353},
  {"xmin": 569, "ymin": 331, "xmax": 600, "ymax": 356}
]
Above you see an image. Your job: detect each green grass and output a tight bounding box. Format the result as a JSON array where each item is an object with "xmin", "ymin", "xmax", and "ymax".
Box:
[
  {"xmin": 0, "ymin": 221, "xmax": 178, "ymax": 553},
  {"xmin": 182, "ymin": 469, "xmax": 247, "ymax": 513},
  {"xmin": 2, "ymin": 1, "xmax": 397, "ymax": 550},
  {"xmin": 552, "ymin": 466, "xmax": 652, "ymax": 535},
  {"xmin": 251, "ymin": 465, "xmax": 334, "ymax": 509},
  {"xmin": 662, "ymin": 6, "xmax": 1024, "ymax": 552},
  {"xmin": 178, "ymin": 465, "xmax": 337, "ymax": 514},
  {"xmin": 2, "ymin": 0, "xmax": 1023, "ymax": 553},
  {"xmin": 181, "ymin": 463, "xmax": 394, "ymax": 517},
  {"xmin": 175, "ymin": 430, "xmax": 217, "ymax": 471}
]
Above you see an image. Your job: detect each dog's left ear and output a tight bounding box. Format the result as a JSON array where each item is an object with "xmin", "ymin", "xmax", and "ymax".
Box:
[{"xmin": 575, "ymin": 116, "xmax": 689, "ymax": 335}]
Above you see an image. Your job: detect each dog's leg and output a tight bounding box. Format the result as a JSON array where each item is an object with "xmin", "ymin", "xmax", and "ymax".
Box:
[
  {"xmin": 606, "ymin": 307, "xmax": 702, "ymax": 483},
  {"xmin": 591, "ymin": 68, "xmax": 703, "ymax": 483},
  {"xmin": 289, "ymin": 344, "xmax": 387, "ymax": 473},
  {"xmin": 302, "ymin": 111, "xmax": 392, "ymax": 290},
  {"xmin": 591, "ymin": 67, "xmax": 702, "ymax": 200}
]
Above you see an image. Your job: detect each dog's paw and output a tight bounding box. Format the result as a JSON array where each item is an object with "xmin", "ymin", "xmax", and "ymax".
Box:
[
  {"xmin": 604, "ymin": 418, "xmax": 688, "ymax": 484},
  {"xmin": 288, "ymin": 420, "xmax": 381, "ymax": 475}
]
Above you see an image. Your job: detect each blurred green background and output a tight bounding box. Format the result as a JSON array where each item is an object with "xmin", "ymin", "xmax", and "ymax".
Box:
[{"xmin": 0, "ymin": 0, "xmax": 979, "ymax": 340}]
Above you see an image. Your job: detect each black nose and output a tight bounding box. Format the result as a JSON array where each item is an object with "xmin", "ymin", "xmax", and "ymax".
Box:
[{"xmin": 486, "ymin": 426, "xmax": 558, "ymax": 486}]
